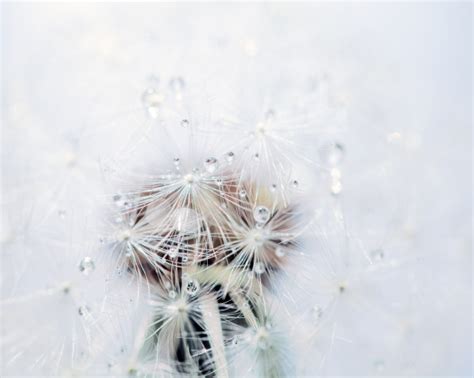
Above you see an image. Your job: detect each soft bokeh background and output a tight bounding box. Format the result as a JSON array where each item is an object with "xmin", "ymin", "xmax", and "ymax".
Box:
[{"xmin": 1, "ymin": 2, "xmax": 472, "ymax": 377}]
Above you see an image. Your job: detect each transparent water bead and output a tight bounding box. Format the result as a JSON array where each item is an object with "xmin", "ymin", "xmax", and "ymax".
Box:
[
  {"xmin": 225, "ymin": 151, "xmax": 234, "ymax": 163},
  {"xmin": 239, "ymin": 189, "xmax": 247, "ymax": 198},
  {"xmin": 181, "ymin": 119, "xmax": 189, "ymax": 128},
  {"xmin": 168, "ymin": 290, "xmax": 177, "ymax": 299},
  {"xmin": 331, "ymin": 180, "xmax": 342, "ymax": 195},
  {"xmin": 319, "ymin": 142, "xmax": 345, "ymax": 166},
  {"xmin": 168, "ymin": 248, "xmax": 178, "ymax": 259},
  {"xmin": 265, "ymin": 109, "xmax": 275, "ymax": 122},
  {"xmin": 79, "ymin": 257, "xmax": 95, "ymax": 275},
  {"xmin": 254, "ymin": 261, "xmax": 265, "ymax": 275},
  {"xmin": 169, "ymin": 77, "xmax": 185, "ymax": 92},
  {"xmin": 311, "ymin": 305, "xmax": 323, "ymax": 321},
  {"xmin": 173, "ymin": 207, "xmax": 201, "ymax": 234},
  {"xmin": 204, "ymin": 157, "xmax": 218, "ymax": 173},
  {"xmin": 58, "ymin": 209, "xmax": 66, "ymax": 219},
  {"xmin": 370, "ymin": 249, "xmax": 384, "ymax": 262},
  {"xmin": 275, "ymin": 246, "xmax": 286, "ymax": 257},
  {"xmin": 78, "ymin": 305, "xmax": 91, "ymax": 316},
  {"xmin": 253, "ymin": 205, "xmax": 270, "ymax": 224},
  {"xmin": 292, "ymin": 180, "xmax": 299, "ymax": 188},
  {"xmin": 142, "ymin": 88, "xmax": 164, "ymax": 119},
  {"xmin": 185, "ymin": 279, "xmax": 200, "ymax": 296}
]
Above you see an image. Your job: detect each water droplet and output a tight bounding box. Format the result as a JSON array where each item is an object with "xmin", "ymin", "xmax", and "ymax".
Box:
[
  {"xmin": 225, "ymin": 151, "xmax": 234, "ymax": 163},
  {"xmin": 79, "ymin": 257, "xmax": 95, "ymax": 275},
  {"xmin": 239, "ymin": 189, "xmax": 247, "ymax": 198},
  {"xmin": 168, "ymin": 290, "xmax": 177, "ymax": 299},
  {"xmin": 173, "ymin": 208, "xmax": 201, "ymax": 234},
  {"xmin": 292, "ymin": 180, "xmax": 299, "ymax": 189},
  {"xmin": 58, "ymin": 209, "xmax": 66, "ymax": 219},
  {"xmin": 168, "ymin": 248, "xmax": 178, "ymax": 259},
  {"xmin": 173, "ymin": 157, "xmax": 180, "ymax": 166},
  {"xmin": 320, "ymin": 142, "xmax": 345, "ymax": 166},
  {"xmin": 185, "ymin": 279, "xmax": 200, "ymax": 296},
  {"xmin": 256, "ymin": 334, "xmax": 269, "ymax": 349},
  {"xmin": 254, "ymin": 261, "xmax": 265, "ymax": 275},
  {"xmin": 231, "ymin": 335, "xmax": 239, "ymax": 346},
  {"xmin": 141, "ymin": 88, "xmax": 164, "ymax": 119},
  {"xmin": 330, "ymin": 168, "xmax": 341, "ymax": 179},
  {"xmin": 331, "ymin": 181, "xmax": 342, "ymax": 195},
  {"xmin": 215, "ymin": 178, "xmax": 223, "ymax": 186},
  {"xmin": 370, "ymin": 249, "xmax": 384, "ymax": 262},
  {"xmin": 374, "ymin": 359, "xmax": 385, "ymax": 372},
  {"xmin": 253, "ymin": 153, "xmax": 260, "ymax": 161},
  {"xmin": 265, "ymin": 109, "xmax": 275, "ymax": 122},
  {"xmin": 275, "ymin": 246, "xmax": 286, "ymax": 257},
  {"xmin": 78, "ymin": 305, "xmax": 90, "ymax": 316},
  {"xmin": 311, "ymin": 305, "xmax": 323, "ymax": 321},
  {"xmin": 269, "ymin": 184, "xmax": 277, "ymax": 192},
  {"xmin": 204, "ymin": 157, "xmax": 218, "ymax": 173},
  {"xmin": 253, "ymin": 206, "xmax": 270, "ymax": 223},
  {"xmin": 182, "ymin": 255, "xmax": 188, "ymax": 263},
  {"xmin": 181, "ymin": 119, "xmax": 189, "ymax": 128},
  {"xmin": 169, "ymin": 77, "xmax": 185, "ymax": 92}
]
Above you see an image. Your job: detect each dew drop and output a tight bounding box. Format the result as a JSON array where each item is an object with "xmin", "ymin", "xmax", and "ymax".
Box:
[
  {"xmin": 168, "ymin": 248, "xmax": 178, "ymax": 259},
  {"xmin": 141, "ymin": 88, "xmax": 164, "ymax": 119},
  {"xmin": 173, "ymin": 208, "xmax": 201, "ymax": 234},
  {"xmin": 269, "ymin": 184, "xmax": 277, "ymax": 192},
  {"xmin": 169, "ymin": 77, "xmax": 185, "ymax": 92},
  {"xmin": 181, "ymin": 119, "xmax": 190, "ymax": 128},
  {"xmin": 225, "ymin": 151, "xmax": 234, "ymax": 163},
  {"xmin": 265, "ymin": 109, "xmax": 275, "ymax": 122},
  {"xmin": 79, "ymin": 257, "xmax": 95, "ymax": 275},
  {"xmin": 185, "ymin": 279, "xmax": 200, "ymax": 296},
  {"xmin": 275, "ymin": 246, "xmax": 286, "ymax": 257},
  {"xmin": 331, "ymin": 180, "xmax": 342, "ymax": 195},
  {"xmin": 253, "ymin": 205, "xmax": 270, "ymax": 224},
  {"xmin": 58, "ymin": 209, "xmax": 66, "ymax": 219},
  {"xmin": 370, "ymin": 249, "xmax": 384, "ymax": 262},
  {"xmin": 204, "ymin": 157, "xmax": 219, "ymax": 173},
  {"xmin": 311, "ymin": 305, "xmax": 323, "ymax": 321},
  {"xmin": 374, "ymin": 359, "xmax": 385, "ymax": 372},
  {"xmin": 254, "ymin": 261, "xmax": 265, "ymax": 275},
  {"xmin": 173, "ymin": 157, "xmax": 180, "ymax": 166},
  {"xmin": 319, "ymin": 142, "xmax": 345, "ymax": 166},
  {"xmin": 239, "ymin": 189, "xmax": 247, "ymax": 198},
  {"xmin": 253, "ymin": 153, "xmax": 260, "ymax": 161},
  {"xmin": 292, "ymin": 180, "xmax": 299, "ymax": 188},
  {"xmin": 168, "ymin": 290, "xmax": 177, "ymax": 299},
  {"xmin": 78, "ymin": 305, "xmax": 90, "ymax": 316}
]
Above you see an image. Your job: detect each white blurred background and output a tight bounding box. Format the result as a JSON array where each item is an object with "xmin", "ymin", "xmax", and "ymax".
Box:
[{"xmin": 1, "ymin": 2, "xmax": 472, "ymax": 377}]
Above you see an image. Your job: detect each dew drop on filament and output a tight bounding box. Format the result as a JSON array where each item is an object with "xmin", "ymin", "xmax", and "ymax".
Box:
[
  {"xmin": 319, "ymin": 142, "xmax": 345, "ymax": 166},
  {"xmin": 79, "ymin": 257, "xmax": 95, "ymax": 275},
  {"xmin": 185, "ymin": 279, "xmax": 200, "ymax": 296},
  {"xmin": 204, "ymin": 157, "xmax": 219, "ymax": 173},
  {"xmin": 254, "ymin": 262, "xmax": 265, "ymax": 275},
  {"xmin": 253, "ymin": 206, "xmax": 270, "ymax": 224}
]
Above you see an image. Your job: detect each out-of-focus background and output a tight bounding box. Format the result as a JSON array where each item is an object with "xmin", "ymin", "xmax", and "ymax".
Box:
[{"xmin": 1, "ymin": 2, "xmax": 472, "ymax": 377}]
